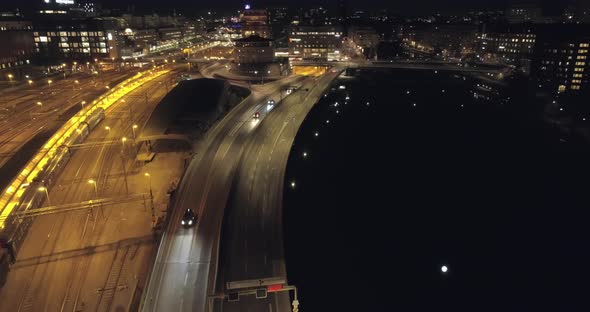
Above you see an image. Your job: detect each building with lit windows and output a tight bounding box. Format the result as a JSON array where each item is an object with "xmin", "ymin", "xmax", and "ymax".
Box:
[
  {"xmin": 234, "ymin": 35, "xmax": 274, "ymax": 64},
  {"xmin": 0, "ymin": 18, "xmax": 34, "ymax": 71},
  {"xmin": 476, "ymin": 31, "xmax": 536, "ymax": 70},
  {"xmin": 533, "ymin": 37, "xmax": 590, "ymax": 94},
  {"xmin": 241, "ymin": 8, "xmax": 270, "ymax": 39},
  {"xmin": 288, "ymin": 25, "xmax": 343, "ymax": 61},
  {"xmin": 33, "ymin": 18, "xmax": 121, "ymax": 61}
]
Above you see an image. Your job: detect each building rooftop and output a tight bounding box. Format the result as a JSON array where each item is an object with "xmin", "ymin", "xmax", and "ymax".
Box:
[{"xmin": 233, "ymin": 35, "xmax": 273, "ymax": 42}]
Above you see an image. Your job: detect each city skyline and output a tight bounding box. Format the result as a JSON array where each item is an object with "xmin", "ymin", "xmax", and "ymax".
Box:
[
  {"xmin": 0, "ymin": 0, "xmax": 588, "ymax": 311},
  {"xmin": 0, "ymin": 0, "xmax": 574, "ymax": 16}
]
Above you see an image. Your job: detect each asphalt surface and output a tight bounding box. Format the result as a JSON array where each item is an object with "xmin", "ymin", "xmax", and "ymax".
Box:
[
  {"xmin": 213, "ymin": 69, "xmax": 342, "ymax": 312},
  {"xmin": 141, "ymin": 74, "xmax": 308, "ymax": 312},
  {"xmin": 0, "ymin": 68, "xmax": 179, "ymax": 312}
]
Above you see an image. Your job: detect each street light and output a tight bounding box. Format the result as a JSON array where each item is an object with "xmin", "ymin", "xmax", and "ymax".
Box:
[
  {"xmin": 38, "ymin": 187, "xmax": 51, "ymax": 206},
  {"xmin": 48, "ymin": 80, "xmax": 53, "ymax": 87},
  {"xmin": 132, "ymin": 124, "xmax": 138, "ymax": 139},
  {"xmin": 28, "ymin": 80, "xmax": 33, "ymax": 85},
  {"xmin": 88, "ymin": 179, "xmax": 98, "ymax": 198},
  {"xmin": 7, "ymin": 74, "xmax": 13, "ymax": 82},
  {"xmin": 144, "ymin": 172, "xmax": 152, "ymax": 194},
  {"xmin": 36, "ymin": 101, "xmax": 43, "ymax": 106}
]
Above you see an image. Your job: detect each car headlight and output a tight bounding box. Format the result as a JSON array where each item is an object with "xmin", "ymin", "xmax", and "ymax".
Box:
[
  {"xmin": 188, "ymin": 220, "xmax": 193, "ymax": 225},
  {"xmin": 181, "ymin": 220, "xmax": 185, "ymax": 225}
]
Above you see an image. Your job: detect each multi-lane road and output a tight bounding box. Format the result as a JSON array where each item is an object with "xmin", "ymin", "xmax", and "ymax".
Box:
[
  {"xmin": 0, "ymin": 67, "xmax": 181, "ymax": 312},
  {"xmin": 214, "ymin": 69, "xmax": 342, "ymax": 312},
  {"xmin": 143, "ymin": 67, "xmax": 342, "ymax": 312},
  {"xmin": 141, "ymin": 73, "xmax": 310, "ymax": 312}
]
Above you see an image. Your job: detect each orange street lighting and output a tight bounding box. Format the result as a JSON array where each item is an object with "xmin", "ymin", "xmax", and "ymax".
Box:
[
  {"xmin": 38, "ymin": 187, "xmax": 51, "ymax": 206},
  {"xmin": 36, "ymin": 101, "xmax": 42, "ymax": 106},
  {"xmin": 132, "ymin": 124, "xmax": 138, "ymax": 139},
  {"xmin": 7, "ymin": 74, "xmax": 13, "ymax": 81},
  {"xmin": 88, "ymin": 179, "xmax": 98, "ymax": 198},
  {"xmin": 104, "ymin": 126, "xmax": 111, "ymax": 132},
  {"xmin": 48, "ymin": 80, "xmax": 53, "ymax": 85},
  {"xmin": 28, "ymin": 80, "xmax": 33, "ymax": 85},
  {"xmin": 144, "ymin": 172, "xmax": 152, "ymax": 194}
]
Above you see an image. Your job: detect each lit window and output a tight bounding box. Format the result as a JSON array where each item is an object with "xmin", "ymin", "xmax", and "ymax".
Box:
[
  {"xmin": 571, "ymin": 85, "xmax": 581, "ymax": 90},
  {"xmin": 558, "ymin": 85, "xmax": 567, "ymax": 92},
  {"xmin": 576, "ymin": 62, "xmax": 586, "ymax": 66},
  {"xmin": 575, "ymin": 67, "xmax": 584, "ymax": 72}
]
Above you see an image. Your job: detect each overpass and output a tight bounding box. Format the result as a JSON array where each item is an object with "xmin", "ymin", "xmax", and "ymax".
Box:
[{"xmin": 290, "ymin": 60, "xmax": 509, "ymax": 74}]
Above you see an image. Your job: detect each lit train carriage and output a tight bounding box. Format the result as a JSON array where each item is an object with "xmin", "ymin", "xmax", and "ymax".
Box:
[
  {"xmin": 37, "ymin": 145, "xmax": 71, "ymax": 188},
  {"xmin": 85, "ymin": 107, "xmax": 105, "ymax": 131}
]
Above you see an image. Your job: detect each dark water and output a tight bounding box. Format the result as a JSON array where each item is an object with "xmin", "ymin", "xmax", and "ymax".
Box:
[{"xmin": 283, "ymin": 69, "xmax": 590, "ymax": 311}]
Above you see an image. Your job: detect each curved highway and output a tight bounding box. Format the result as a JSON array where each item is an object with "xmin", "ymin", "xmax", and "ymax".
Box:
[
  {"xmin": 142, "ymin": 74, "xmax": 307, "ymax": 312},
  {"xmin": 214, "ymin": 69, "xmax": 342, "ymax": 311}
]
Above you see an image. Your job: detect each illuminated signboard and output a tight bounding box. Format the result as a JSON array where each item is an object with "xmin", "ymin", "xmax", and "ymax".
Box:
[{"xmin": 56, "ymin": 0, "xmax": 75, "ymax": 4}]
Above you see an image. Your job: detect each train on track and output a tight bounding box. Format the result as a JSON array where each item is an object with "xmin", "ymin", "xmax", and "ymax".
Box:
[{"xmin": 0, "ymin": 107, "xmax": 105, "ymax": 286}]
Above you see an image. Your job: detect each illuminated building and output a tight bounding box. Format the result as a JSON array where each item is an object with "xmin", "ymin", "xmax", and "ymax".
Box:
[
  {"xmin": 0, "ymin": 18, "xmax": 34, "ymax": 71},
  {"xmin": 533, "ymin": 36, "xmax": 590, "ymax": 94},
  {"xmin": 234, "ymin": 35, "xmax": 274, "ymax": 64},
  {"xmin": 476, "ymin": 31, "xmax": 536, "ymax": 70},
  {"xmin": 288, "ymin": 25, "xmax": 343, "ymax": 61},
  {"xmin": 241, "ymin": 8, "xmax": 270, "ymax": 39},
  {"xmin": 33, "ymin": 18, "xmax": 120, "ymax": 60}
]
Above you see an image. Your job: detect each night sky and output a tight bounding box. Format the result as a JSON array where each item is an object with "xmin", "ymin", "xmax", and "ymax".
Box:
[{"xmin": 0, "ymin": 0, "xmax": 569, "ymax": 16}]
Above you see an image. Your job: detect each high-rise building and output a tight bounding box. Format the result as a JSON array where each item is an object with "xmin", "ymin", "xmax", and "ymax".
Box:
[
  {"xmin": 0, "ymin": 17, "xmax": 34, "ymax": 71},
  {"xmin": 533, "ymin": 30, "xmax": 590, "ymax": 94},
  {"xmin": 289, "ymin": 25, "xmax": 343, "ymax": 61},
  {"xmin": 32, "ymin": 18, "xmax": 122, "ymax": 61},
  {"xmin": 475, "ymin": 31, "xmax": 536, "ymax": 70},
  {"xmin": 241, "ymin": 8, "xmax": 270, "ymax": 39},
  {"xmin": 234, "ymin": 35, "xmax": 274, "ymax": 64}
]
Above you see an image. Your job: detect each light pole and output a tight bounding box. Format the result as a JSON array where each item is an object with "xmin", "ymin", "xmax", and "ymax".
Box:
[
  {"xmin": 7, "ymin": 74, "xmax": 13, "ymax": 82},
  {"xmin": 121, "ymin": 137, "xmax": 129, "ymax": 194},
  {"xmin": 28, "ymin": 79, "xmax": 33, "ymax": 86},
  {"xmin": 38, "ymin": 187, "xmax": 51, "ymax": 206},
  {"xmin": 88, "ymin": 179, "xmax": 98, "ymax": 198},
  {"xmin": 47, "ymin": 80, "xmax": 53, "ymax": 88},
  {"xmin": 132, "ymin": 124, "xmax": 138, "ymax": 139},
  {"xmin": 145, "ymin": 173, "xmax": 156, "ymax": 226},
  {"xmin": 104, "ymin": 126, "xmax": 111, "ymax": 136},
  {"xmin": 121, "ymin": 137, "xmax": 128, "ymax": 153}
]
